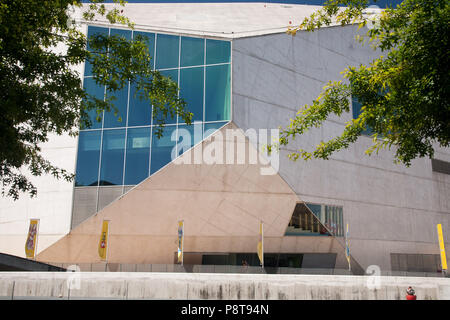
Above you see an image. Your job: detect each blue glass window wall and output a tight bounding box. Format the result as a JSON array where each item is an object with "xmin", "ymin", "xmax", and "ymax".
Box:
[{"xmin": 75, "ymin": 26, "xmax": 231, "ymax": 188}]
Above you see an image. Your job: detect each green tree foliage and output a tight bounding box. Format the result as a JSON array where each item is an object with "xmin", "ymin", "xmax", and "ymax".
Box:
[
  {"xmin": 0, "ymin": 0, "xmax": 192, "ymax": 199},
  {"xmin": 274, "ymin": 0, "xmax": 449, "ymax": 166}
]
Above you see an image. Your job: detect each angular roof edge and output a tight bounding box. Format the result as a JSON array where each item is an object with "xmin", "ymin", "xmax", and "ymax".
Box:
[{"xmin": 76, "ymin": 3, "xmax": 346, "ymax": 39}]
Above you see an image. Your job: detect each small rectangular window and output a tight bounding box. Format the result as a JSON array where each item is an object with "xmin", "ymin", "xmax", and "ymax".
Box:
[
  {"xmin": 431, "ymin": 158, "xmax": 450, "ymax": 175},
  {"xmin": 351, "ymin": 96, "xmax": 373, "ymax": 136}
]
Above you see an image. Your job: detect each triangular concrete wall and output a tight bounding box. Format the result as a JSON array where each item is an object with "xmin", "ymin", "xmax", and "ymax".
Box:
[{"xmin": 38, "ymin": 123, "xmax": 348, "ymax": 266}]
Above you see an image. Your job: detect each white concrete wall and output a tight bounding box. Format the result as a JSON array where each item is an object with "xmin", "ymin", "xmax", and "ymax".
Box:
[
  {"xmin": 232, "ymin": 25, "xmax": 450, "ymax": 271},
  {"xmin": 0, "ymin": 272, "xmax": 449, "ymax": 300},
  {"xmin": 0, "ymin": 21, "xmax": 85, "ymax": 257},
  {"xmin": 0, "ymin": 134, "xmax": 78, "ymax": 258}
]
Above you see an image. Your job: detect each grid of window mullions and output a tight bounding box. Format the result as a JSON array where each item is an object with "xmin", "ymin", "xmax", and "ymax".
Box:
[
  {"xmin": 76, "ymin": 27, "xmax": 231, "ymax": 189},
  {"xmin": 285, "ymin": 203, "xmax": 345, "ymax": 237}
]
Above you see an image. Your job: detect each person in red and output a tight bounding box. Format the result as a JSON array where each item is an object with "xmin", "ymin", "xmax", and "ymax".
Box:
[{"xmin": 406, "ymin": 287, "xmax": 417, "ymax": 300}]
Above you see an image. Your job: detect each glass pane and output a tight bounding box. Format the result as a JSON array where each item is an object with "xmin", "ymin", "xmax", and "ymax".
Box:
[
  {"xmin": 104, "ymin": 83, "xmax": 129, "ymax": 128},
  {"xmin": 205, "ymin": 64, "xmax": 231, "ymax": 121},
  {"xmin": 110, "ymin": 28, "xmax": 131, "ymax": 40},
  {"xmin": 86, "ymin": 26, "xmax": 109, "ymax": 49},
  {"xmin": 352, "ymin": 97, "xmax": 362, "ymax": 119},
  {"xmin": 150, "ymin": 125, "xmax": 177, "ymax": 174},
  {"xmin": 133, "ymin": 31, "xmax": 155, "ymax": 63},
  {"xmin": 156, "ymin": 34, "xmax": 179, "ymax": 69},
  {"xmin": 108, "ymin": 31, "xmax": 152, "ymax": 128},
  {"xmin": 321, "ymin": 204, "xmax": 344, "ymax": 236},
  {"xmin": 99, "ymin": 129, "xmax": 126, "ymax": 186},
  {"xmin": 306, "ymin": 203, "xmax": 321, "ymax": 217},
  {"xmin": 85, "ymin": 26, "xmax": 109, "ymax": 77},
  {"xmin": 338, "ymin": 207, "xmax": 344, "ymax": 237},
  {"xmin": 101, "ymin": 30, "xmax": 131, "ymax": 129},
  {"xmin": 181, "ymin": 36, "xmax": 204, "ymax": 67},
  {"xmin": 128, "ymin": 82, "xmax": 152, "ymax": 127},
  {"xmin": 177, "ymin": 122, "xmax": 203, "ymax": 156},
  {"xmin": 278, "ymin": 254, "xmax": 303, "ymax": 268},
  {"xmin": 82, "ymin": 77, "xmax": 104, "ymax": 129},
  {"xmin": 285, "ymin": 203, "xmax": 331, "ymax": 236},
  {"xmin": 75, "ymin": 131, "xmax": 101, "ymax": 186},
  {"xmin": 352, "ymin": 96, "xmax": 373, "ymax": 135},
  {"xmin": 180, "ymin": 67, "xmax": 203, "ymax": 123},
  {"xmin": 206, "ymin": 39, "xmax": 230, "ymax": 65},
  {"xmin": 124, "ymin": 127, "xmax": 150, "ymax": 185},
  {"xmin": 204, "ymin": 121, "xmax": 228, "ymax": 139},
  {"xmin": 154, "ymin": 69, "xmax": 178, "ymax": 125}
]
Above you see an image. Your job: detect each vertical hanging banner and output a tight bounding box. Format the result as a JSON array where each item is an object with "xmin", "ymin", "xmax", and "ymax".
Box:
[
  {"xmin": 345, "ymin": 223, "xmax": 351, "ymax": 271},
  {"xmin": 98, "ymin": 220, "xmax": 109, "ymax": 261},
  {"xmin": 177, "ymin": 220, "xmax": 184, "ymax": 265},
  {"xmin": 25, "ymin": 219, "xmax": 39, "ymax": 259},
  {"xmin": 257, "ymin": 221, "xmax": 264, "ymax": 267},
  {"xmin": 437, "ymin": 224, "xmax": 448, "ymax": 272}
]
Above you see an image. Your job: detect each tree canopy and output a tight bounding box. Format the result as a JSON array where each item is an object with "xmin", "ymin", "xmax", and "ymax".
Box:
[
  {"xmin": 273, "ymin": 0, "xmax": 449, "ymax": 166},
  {"xmin": 0, "ymin": 0, "xmax": 192, "ymax": 200}
]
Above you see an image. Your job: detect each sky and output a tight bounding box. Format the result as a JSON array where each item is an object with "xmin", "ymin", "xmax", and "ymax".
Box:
[{"xmin": 84, "ymin": 0, "xmax": 403, "ymax": 8}]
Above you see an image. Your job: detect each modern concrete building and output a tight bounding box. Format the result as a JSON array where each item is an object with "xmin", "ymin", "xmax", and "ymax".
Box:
[{"xmin": 0, "ymin": 2, "xmax": 449, "ymax": 273}]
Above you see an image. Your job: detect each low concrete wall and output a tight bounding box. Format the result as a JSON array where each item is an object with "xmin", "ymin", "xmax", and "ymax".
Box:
[{"xmin": 0, "ymin": 272, "xmax": 449, "ymax": 300}]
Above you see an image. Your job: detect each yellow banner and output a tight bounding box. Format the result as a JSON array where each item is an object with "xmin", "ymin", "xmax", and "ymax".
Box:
[
  {"xmin": 25, "ymin": 219, "xmax": 39, "ymax": 258},
  {"xmin": 177, "ymin": 220, "xmax": 184, "ymax": 264},
  {"xmin": 257, "ymin": 222, "xmax": 263, "ymax": 266},
  {"xmin": 98, "ymin": 220, "xmax": 109, "ymax": 261},
  {"xmin": 437, "ymin": 224, "xmax": 448, "ymax": 271}
]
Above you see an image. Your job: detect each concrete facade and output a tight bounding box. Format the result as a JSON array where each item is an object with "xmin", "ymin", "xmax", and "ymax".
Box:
[
  {"xmin": 0, "ymin": 22, "xmax": 86, "ymax": 257},
  {"xmin": 37, "ymin": 123, "xmax": 350, "ymax": 269},
  {"xmin": 0, "ymin": 133, "xmax": 77, "ymax": 257},
  {"xmin": 231, "ymin": 26, "xmax": 450, "ymax": 271},
  {"xmin": 0, "ymin": 3, "xmax": 448, "ymax": 272}
]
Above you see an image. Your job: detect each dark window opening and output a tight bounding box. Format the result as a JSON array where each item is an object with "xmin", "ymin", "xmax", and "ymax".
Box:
[
  {"xmin": 391, "ymin": 253, "xmax": 443, "ymax": 273},
  {"xmin": 352, "ymin": 95, "xmax": 374, "ymax": 136},
  {"xmin": 200, "ymin": 252, "xmax": 336, "ymax": 271},
  {"xmin": 431, "ymin": 158, "xmax": 450, "ymax": 175},
  {"xmin": 285, "ymin": 203, "xmax": 344, "ymax": 237}
]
